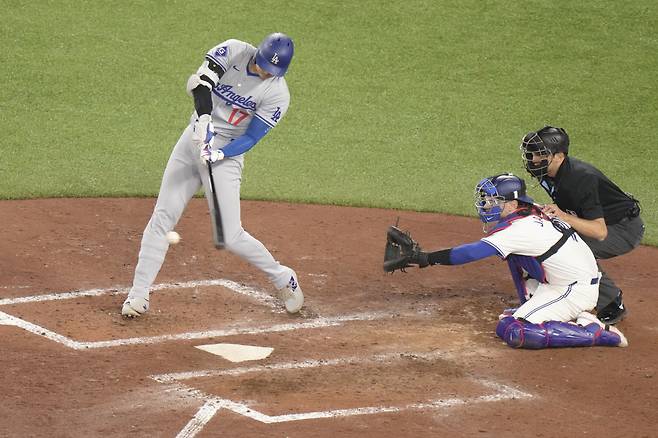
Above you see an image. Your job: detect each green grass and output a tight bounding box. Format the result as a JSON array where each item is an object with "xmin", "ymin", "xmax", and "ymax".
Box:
[{"xmin": 1, "ymin": 0, "xmax": 656, "ymax": 244}]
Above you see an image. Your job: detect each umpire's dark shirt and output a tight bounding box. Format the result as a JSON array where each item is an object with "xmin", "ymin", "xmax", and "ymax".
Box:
[{"xmin": 539, "ymin": 157, "xmax": 637, "ymax": 225}]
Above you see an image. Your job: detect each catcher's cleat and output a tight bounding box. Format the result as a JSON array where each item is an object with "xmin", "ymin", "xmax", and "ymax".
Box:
[
  {"xmin": 606, "ymin": 325, "xmax": 628, "ymax": 348},
  {"xmin": 121, "ymin": 295, "xmax": 149, "ymax": 317},
  {"xmin": 577, "ymin": 311, "xmax": 628, "ymax": 347},
  {"xmin": 280, "ymin": 269, "xmax": 303, "ymax": 314}
]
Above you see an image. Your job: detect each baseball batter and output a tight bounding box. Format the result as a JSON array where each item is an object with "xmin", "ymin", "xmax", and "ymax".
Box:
[
  {"xmin": 383, "ymin": 173, "xmax": 628, "ymax": 349},
  {"xmin": 122, "ymin": 33, "xmax": 303, "ymax": 317}
]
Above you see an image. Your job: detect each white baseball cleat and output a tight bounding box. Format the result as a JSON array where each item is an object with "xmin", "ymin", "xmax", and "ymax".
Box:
[
  {"xmin": 607, "ymin": 325, "xmax": 629, "ymax": 348},
  {"xmin": 280, "ymin": 270, "xmax": 303, "ymax": 314},
  {"xmin": 121, "ymin": 295, "xmax": 149, "ymax": 317},
  {"xmin": 577, "ymin": 311, "xmax": 628, "ymax": 347}
]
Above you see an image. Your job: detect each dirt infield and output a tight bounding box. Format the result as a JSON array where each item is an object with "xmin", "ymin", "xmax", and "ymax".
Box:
[{"xmin": 1, "ymin": 198, "xmax": 656, "ymax": 437}]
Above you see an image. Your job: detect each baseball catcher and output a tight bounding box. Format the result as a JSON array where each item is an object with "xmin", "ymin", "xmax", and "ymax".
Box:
[{"xmin": 382, "ymin": 173, "xmax": 628, "ymax": 350}]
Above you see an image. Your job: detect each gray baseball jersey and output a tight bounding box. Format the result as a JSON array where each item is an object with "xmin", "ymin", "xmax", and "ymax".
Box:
[{"xmin": 200, "ymin": 39, "xmax": 290, "ymax": 140}]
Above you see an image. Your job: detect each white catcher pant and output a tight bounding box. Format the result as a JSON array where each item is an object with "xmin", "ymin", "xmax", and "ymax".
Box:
[
  {"xmin": 129, "ymin": 124, "xmax": 292, "ymax": 298},
  {"xmin": 513, "ymin": 277, "xmax": 600, "ymax": 324}
]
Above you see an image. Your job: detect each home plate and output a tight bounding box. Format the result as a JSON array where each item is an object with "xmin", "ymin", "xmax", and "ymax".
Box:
[{"xmin": 195, "ymin": 343, "xmax": 274, "ymax": 362}]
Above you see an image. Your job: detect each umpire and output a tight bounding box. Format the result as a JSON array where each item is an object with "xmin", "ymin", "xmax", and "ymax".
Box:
[{"xmin": 519, "ymin": 126, "xmax": 644, "ymax": 325}]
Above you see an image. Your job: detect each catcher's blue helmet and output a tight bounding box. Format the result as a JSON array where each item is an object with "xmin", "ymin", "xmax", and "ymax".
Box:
[
  {"xmin": 474, "ymin": 173, "xmax": 534, "ymax": 223},
  {"xmin": 255, "ymin": 33, "xmax": 294, "ymax": 77}
]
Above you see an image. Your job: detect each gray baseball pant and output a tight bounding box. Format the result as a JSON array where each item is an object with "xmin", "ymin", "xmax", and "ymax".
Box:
[
  {"xmin": 581, "ymin": 215, "xmax": 644, "ymax": 310},
  {"xmin": 129, "ymin": 124, "xmax": 292, "ymax": 299}
]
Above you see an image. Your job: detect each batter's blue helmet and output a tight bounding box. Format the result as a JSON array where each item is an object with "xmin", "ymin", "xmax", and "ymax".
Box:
[
  {"xmin": 474, "ymin": 173, "xmax": 534, "ymax": 224},
  {"xmin": 255, "ymin": 33, "xmax": 294, "ymax": 77}
]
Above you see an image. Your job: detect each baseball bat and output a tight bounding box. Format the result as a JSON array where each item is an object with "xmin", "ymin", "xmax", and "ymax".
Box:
[{"xmin": 206, "ymin": 160, "xmax": 225, "ymax": 249}]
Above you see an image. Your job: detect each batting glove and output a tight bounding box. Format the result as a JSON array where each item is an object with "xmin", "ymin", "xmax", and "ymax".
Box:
[
  {"xmin": 200, "ymin": 145, "xmax": 224, "ymax": 163},
  {"xmin": 192, "ymin": 114, "xmax": 215, "ymax": 148}
]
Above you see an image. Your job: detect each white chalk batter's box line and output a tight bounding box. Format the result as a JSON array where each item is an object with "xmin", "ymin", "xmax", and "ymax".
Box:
[
  {"xmin": 0, "ymin": 279, "xmax": 398, "ymax": 349},
  {"xmin": 155, "ymin": 350, "xmax": 533, "ymax": 437},
  {"xmin": 0, "ymin": 279, "xmax": 281, "ymax": 308}
]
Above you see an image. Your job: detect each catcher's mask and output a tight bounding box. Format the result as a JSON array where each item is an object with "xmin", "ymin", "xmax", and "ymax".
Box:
[
  {"xmin": 520, "ymin": 126, "xmax": 569, "ymax": 179},
  {"xmin": 474, "ymin": 173, "xmax": 534, "ymax": 224}
]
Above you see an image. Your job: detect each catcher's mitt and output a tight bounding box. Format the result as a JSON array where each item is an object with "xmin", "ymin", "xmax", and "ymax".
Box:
[{"xmin": 383, "ymin": 225, "xmax": 429, "ymax": 273}]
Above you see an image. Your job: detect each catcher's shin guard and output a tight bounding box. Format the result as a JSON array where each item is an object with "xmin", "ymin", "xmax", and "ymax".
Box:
[{"xmin": 496, "ymin": 316, "xmax": 626, "ymax": 349}]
